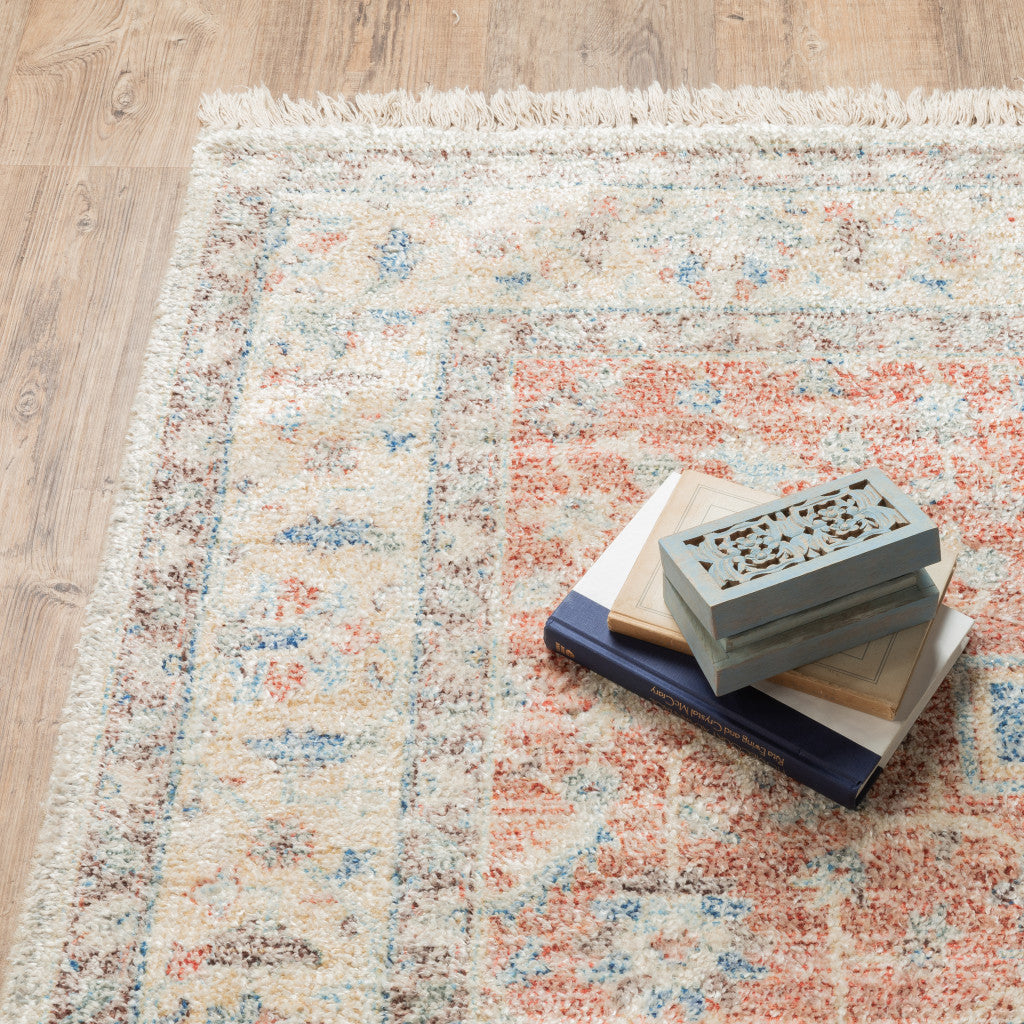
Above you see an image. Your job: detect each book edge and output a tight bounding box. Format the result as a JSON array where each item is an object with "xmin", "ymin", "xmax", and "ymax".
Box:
[{"xmin": 546, "ymin": 591, "xmax": 877, "ymax": 806}]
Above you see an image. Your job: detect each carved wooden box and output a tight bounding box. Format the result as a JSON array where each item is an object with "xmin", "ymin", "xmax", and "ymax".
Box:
[
  {"xmin": 663, "ymin": 566, "xmax": 940, "ymax": 697},
  {"xmin": 656, "ymin": 469, "xmax": 942, "ymax": 695},
  {"xmin": 658, "ymin": 468, "xmax": 940, "ymax": 641}
]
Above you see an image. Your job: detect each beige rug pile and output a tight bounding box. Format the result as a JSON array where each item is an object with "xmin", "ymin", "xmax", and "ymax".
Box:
[{"xmin": 3, "ymin": 85, "xmax": 1024, "ymax": 1023}]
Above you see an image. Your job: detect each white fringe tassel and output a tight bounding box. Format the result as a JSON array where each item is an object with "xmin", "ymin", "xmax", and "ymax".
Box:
[{"xmin": 200, "ymin": 83, "xmax": 1024, "ymax": 132}]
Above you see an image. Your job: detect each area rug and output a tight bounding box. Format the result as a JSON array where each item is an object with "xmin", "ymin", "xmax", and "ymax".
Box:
[{"xmin": 4, "ymin": 84, "xmax": 1024, "ymax": 1024}]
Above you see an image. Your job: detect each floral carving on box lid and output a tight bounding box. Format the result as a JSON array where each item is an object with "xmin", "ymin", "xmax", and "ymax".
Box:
[{"xmin": 686, "ymin": 479, "xmax": 910, "ymax": 589}]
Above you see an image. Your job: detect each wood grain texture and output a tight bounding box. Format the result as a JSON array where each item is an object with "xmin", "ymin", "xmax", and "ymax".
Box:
[
  {"xmin": 794, "ymin": 0, "xmax": 950, "ymax": 92},
  {"xmin": 0, "ymin": 0, "xmax": 32, "ymax": 100},
  {"xmin": 486, "ymin": 0, "xmax": 716, "ymax": 92},
  {"xmin": 714, "ymin": 0, "xmax": 1022, "ymax": 92},
  {"xmin": 713, "ymin": 0, "xmax": 797, "ymax": 89},
  {"xmin": 0, "ymin": 163, "xmax": 186, "ymax": 979},
  {"xmin": 0, "ymin": 0, "xmax": 225, "ymax": 167},
  {"xmin": 938, "ymin": 0, "xmax": 1024, "ymax": 88},
  {"xmin": 249, "ymin": 0, "xmax": 491, "ymax": 95},
  {"xmin": 0, "ymin": 0, "xmax": 1017, "ymax": 990}
]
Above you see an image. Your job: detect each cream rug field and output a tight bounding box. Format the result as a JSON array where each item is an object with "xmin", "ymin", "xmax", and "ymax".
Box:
[{"xmin": 3, "ymin": 85, "xmax": 1024, "ymax": 1024}]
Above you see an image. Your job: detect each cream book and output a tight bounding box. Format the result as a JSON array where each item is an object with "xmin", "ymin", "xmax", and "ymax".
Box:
[{"xmin": 608, "ymin": 470, "xmax": 958, "ymax": 719}]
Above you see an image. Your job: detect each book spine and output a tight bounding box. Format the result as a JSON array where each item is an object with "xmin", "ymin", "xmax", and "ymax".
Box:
[{"xmin": 544, "ymin": 603, "xmax": 870, "ymax": 809}]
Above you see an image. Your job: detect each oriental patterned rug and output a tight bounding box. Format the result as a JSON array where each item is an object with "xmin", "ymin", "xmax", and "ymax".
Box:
[{"xmin": 4, "ymin": 85, "xmax": 1024, "ymax": 1024}]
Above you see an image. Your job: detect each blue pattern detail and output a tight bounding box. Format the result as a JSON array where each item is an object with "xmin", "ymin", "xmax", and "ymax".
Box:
[
  {"xmin": 717, "ymin": 952, "xmax": 768, "ymax": 979},
  {"xmin": 585, "ymin": 954, "xmax": 633, "ymax": 980},
  {"xmin": 701, "ymin": 895, "xmax": 752, "ymax": 920},
  {"xmin": 646, "ymin": 986, "xmax": 705, "ymax": 1021},
  {"xmin": 377, "ymin": 229, "xmax": 414, "ymax": 280},
  {"xmin": 741, "ymin": 255, "xmax": 769, "ymax": 285},
  {"xmin": 489, "ymin": 827, "xmax": 618, "ymax": 921},
  {"xmin": 497, "ymin": 939, "xmax": 552, "ymax": 985},
  {"xmin": 911, "ymin": 273, "xmax": 953, "ymax": 297},
  {"xmin": 266, "ymin": 400, "xmax": 302, "ymax": 437},
  {"xmin": 245, "ymin": 728, "xmax": 366, "ymax": 768},
  {"xmin": 338, "ymin": 848, "xmax": 376, "ymax": 879},
  {"xmin": 205, "ymin": 994, "xmax": 263, "ymax": 1024},
  {"xmin": 496, "ymin": 272, "xmax": 531, "ymax": 289},
  {"xmin": 991, "ymin": 681, "xmax": 1024, "ymax": 762},
  {"xmin": 793, "ymin": 362, "xmax": 844, "ymax": 398},
  {"xmin": 592, "ymin": 895, "xmax": 642, "ymax": 922},
  {"xmin": 305, "ymin": 848, "xmax": 379, "ymax": 889},
  {"xmin": 237, "ymin": 627, "xmax": 308, "ymax": 652},
  {"xmin": 676, "ymin": 380, "xmax": 723, "ymax": 412},
  {"xmin": 275, "ymin": 515, "xmax": 397, "ymax": 552},
  {"xmin": 798, "ymin": 847, "xmax": 868, "ymax": 900},
  {"xmin": 717, "ymin": 450, "xmax": 797, "ymax": 492},
  {"xmin": 676, "ymin": 255, "xmax": 704, "ymax": 284},
  {"xmin": 383, "ymin": 430, "xmax": 416, "ymax": 452}
]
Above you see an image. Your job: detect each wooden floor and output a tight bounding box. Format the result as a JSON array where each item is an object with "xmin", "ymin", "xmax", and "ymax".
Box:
[{"xmin": 0, "ymin": 0, "xmax": 1020, "ymax": 982}]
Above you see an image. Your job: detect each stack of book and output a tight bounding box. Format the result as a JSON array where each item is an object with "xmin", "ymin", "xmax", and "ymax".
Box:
[{"xmin": 543, "ymin": 471, "xmax": 973, "ymax": 808}]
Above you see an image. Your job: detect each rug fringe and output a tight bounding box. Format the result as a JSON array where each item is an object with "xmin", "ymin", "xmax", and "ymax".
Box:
[{"xmin": 199, "ymin": 83, "xmax": 1024, "ymax": 131}]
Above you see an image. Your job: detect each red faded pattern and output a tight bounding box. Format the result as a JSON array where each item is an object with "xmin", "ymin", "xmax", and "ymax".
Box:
[{"xmin": 480, "ymin": 338, "xmax": 1024, "ymax": 1022}]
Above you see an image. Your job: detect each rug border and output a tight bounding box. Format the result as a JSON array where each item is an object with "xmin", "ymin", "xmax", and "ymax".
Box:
[
  {"xmin": 199, "ymin": 83, "xmax": 1024, "ymax": 131},
  {"xmin": 0, "ymin": 139, "xmax": 225, "ymax": 1022},
  {"xmin": 4, "ymin": 81, "xmax": 1024, "ymax": 1020}
]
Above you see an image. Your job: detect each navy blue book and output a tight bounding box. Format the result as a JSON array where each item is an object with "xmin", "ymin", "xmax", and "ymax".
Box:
[{"xmin": 543, "ymin": 475, "xmax": 972, "ymax": 809}]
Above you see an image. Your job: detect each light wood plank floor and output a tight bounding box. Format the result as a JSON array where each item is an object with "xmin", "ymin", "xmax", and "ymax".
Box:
[{"xmin": 1, "ymin": 0, "xmax": 1021, "ymax": 983}]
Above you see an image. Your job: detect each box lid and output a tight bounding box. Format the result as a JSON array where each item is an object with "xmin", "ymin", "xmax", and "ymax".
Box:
[{"xmin": 658, "ymin": 468, "xmax": 940, "ymax": 639}]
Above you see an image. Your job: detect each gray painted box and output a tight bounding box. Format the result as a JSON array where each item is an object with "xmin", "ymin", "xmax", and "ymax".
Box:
[
  {"xmin": 658, "ymin": 468, "xmax": 940, "ymax": 640},
  {"xmin": 663, "ymin": 568, "xmax": 941, "ymax": 696}
]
